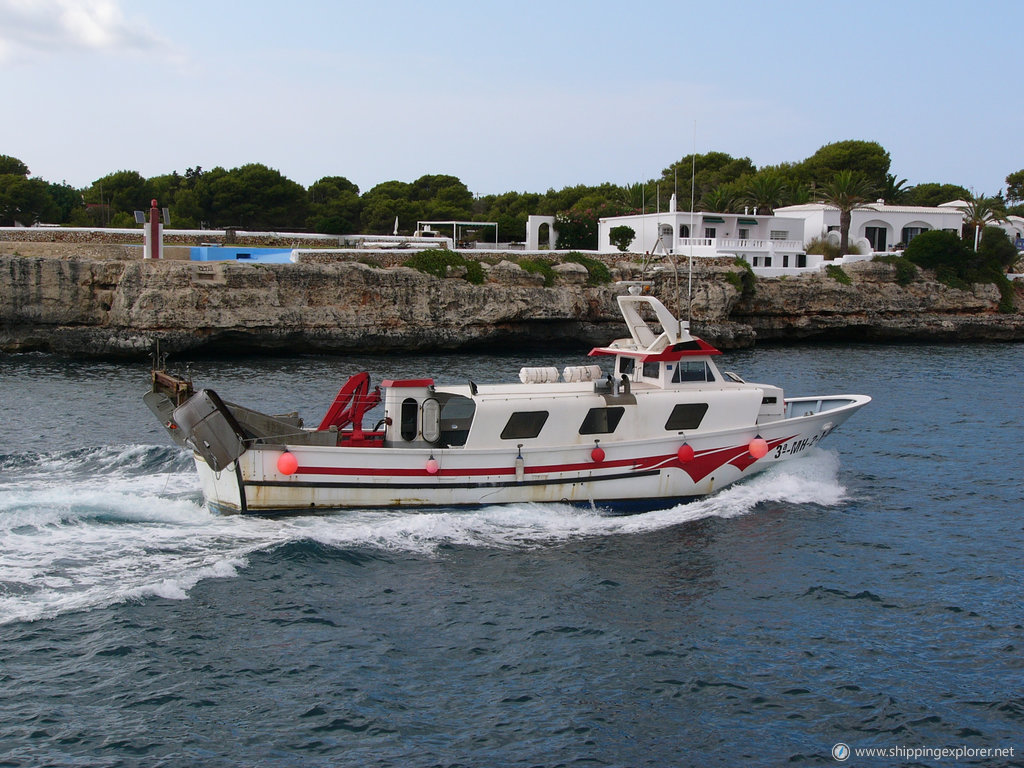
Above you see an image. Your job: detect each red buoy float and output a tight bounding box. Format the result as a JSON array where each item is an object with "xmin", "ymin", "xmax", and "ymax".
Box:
[
  {"xmin": 677, "ymin": 443, "xmax": 695, "ymax": 463},
  {"xmin": 748, "ymin": 436, "xmax": 769, "ymax": 459},
  {"xmin": 425, "ymin": 457, "xmax": 439, "ymax": 475},
  {"xmin": 277, "ymin": 451, "xmax": 298, "ymax": 475},
  {"xmin": 591, "ymin": 445, "xmax": 606, "ymax": 463}
]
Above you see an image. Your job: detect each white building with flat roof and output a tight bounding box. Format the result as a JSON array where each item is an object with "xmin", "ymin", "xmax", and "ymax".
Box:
[
  {"xmin": 773, "ymin": 202, "xmax": 965, "ymax": 253},
  {"xmin": 597, "ymin": 195, "xmax": 809, "ymax": 273}
]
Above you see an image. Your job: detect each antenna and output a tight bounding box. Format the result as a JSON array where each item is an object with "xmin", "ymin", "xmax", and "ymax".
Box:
[
  {"xmin": 641, "ymin": 184, "xmax": 646, "ymax": 254},
  {"xmin": 688, "ymin": 121, "xmax": 697, "ymax": 322}
]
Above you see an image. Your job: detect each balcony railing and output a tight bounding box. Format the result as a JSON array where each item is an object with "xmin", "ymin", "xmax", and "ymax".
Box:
[{"xmin": 674, "ymin": 237, "xmax": 804, "ymax": 253}]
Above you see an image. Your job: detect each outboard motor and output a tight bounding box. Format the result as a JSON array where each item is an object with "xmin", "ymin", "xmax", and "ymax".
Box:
[{"xmin": 172, "ymin": 389, "xmax": 249, "ymax": 471}]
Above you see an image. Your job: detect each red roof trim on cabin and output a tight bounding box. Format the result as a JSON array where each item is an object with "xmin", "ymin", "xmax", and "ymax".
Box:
[
  {"xmin": 381, "ymin": 378, "xmax": 435, "ymax": 388},
  {"xmin": 588, "ymin": 339, "xmax": 722, "ymax": 361}
]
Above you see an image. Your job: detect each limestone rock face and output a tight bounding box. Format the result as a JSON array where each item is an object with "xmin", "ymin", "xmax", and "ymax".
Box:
[
  {"xmin": 1, "ymin": 254, "xmax": 1022, "ymax": 358},
  {"xmin": 730, "ymin": 260, "xmax": 1023, "ymax": 342},
  {"xmin": 0, "ymin": 257, "xmax": 625, "ymax": 356}
]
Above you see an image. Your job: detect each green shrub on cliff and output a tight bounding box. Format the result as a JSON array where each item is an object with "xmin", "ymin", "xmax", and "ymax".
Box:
[
  {"xmin": 725, "ymin": 258, "xmax": 756, "ymax": 296},
  {"xmin": 518, "ymin": 257, "xmax": 555, "ymax": 287},
  {"xmin": 825, "ymin": 264, "xmax": 852, "ymax": 284},
  {"xmin": 903, "ymin": 230, "xmax": 971, "ymax": 281},
  {"xmin": 904, "ymin": 229, "xmax": 1018, "ymax": 313},
  {"xmin": 564, "ymin": 252, "xmax": 611, "ymax": 285},
  {"xmin": 404, "ymin": 248, "xmax": 484, "ymax": 284},
  {"xmin": 872, "ymin": 254, "xmax": 918, "ymax": 286}
]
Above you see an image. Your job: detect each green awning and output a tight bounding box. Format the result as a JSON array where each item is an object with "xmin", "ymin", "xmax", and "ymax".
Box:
[
  {"xmin": 702, "ymin": 216, "xmax": 725, "ymax": 224},
  {"xmin": 738, "ymin": 218, "xmax": 758, "ymax": 225}
]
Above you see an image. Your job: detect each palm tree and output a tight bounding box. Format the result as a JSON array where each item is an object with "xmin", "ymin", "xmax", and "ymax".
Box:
[
  {"xmin": 956, "ymin": 192, "xmax": 1008, "ymax": 251},
  {"xmin": 744, "ymin": 172, "xmax": 788, "ymax": 214},
  {"xmin": 815, "ymin": 170, "xmax": 877, "ymax": 254},
  {"xmin": 619, "ymin": 182, "xmax": 652, "ymax": 212},
  {"xmin": 881, "ymin": 173, "xmax": 911, "ymax": 204},
  {"xmin": 700, "ymin": 187, "xmax": 736, "ymax": 213}
]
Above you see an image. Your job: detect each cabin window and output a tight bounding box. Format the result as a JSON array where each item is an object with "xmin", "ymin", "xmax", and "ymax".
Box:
[
  {"xmin": 665, "ymin": 403, "xmax": 709, "ymax": 431},
  {"xmin": 501, "ymin": 411, "xmax": 549, "ymax": 440},
  {"xmin": 439, "ymin": 394, "xmax": 476, "ymax": 447},
  {"xmin": 618, "ymin": 357, "xmax": 635, "ymax": 375},
  {"xmin": 579, "ymin": 406, "xmax": 625, "ymax": 435},
  {"xmin": 642, "ymin": 362, "xmax": 660, "ymax": 379},
  {"xmin": 400, "ymin": 397, "xmax": 418, "ymax": 442},
  {"xmin": 421, "ymin": 398, "xmax": 441, "ymax": 443},
  {"xmin": 672, "ymin": 360, "xmax": 712, "ymax": 383}
]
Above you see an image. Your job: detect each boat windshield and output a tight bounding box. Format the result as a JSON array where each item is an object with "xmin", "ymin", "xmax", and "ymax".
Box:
[{"xmin": 437, "ymin": 393, "xmax": 476, "ymax": 447}]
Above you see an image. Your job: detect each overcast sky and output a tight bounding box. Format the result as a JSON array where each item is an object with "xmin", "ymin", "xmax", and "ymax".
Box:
[{"xmin": 1, "ymin": 0, "xmax": 1021, "ymax": 197}]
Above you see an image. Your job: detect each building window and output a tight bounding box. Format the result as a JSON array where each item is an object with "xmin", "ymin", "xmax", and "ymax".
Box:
[
  {"xmin": 865, "ymin": 226, "xmax": 887, "ymax": 251},
  {"xmin": 501, "ymin": 411, "xmax": 549, "ymax": 440},
  {"xmin": 579, "ymin": 407, "xmax": 625, "ymax": 435},
  {"xmin": 704, "ymin": 227, "xmax": 717, "ymax": 239},
  {"xmin": 679, "ymin": 224, "xmax": 690, "ymax": 238},
  {"xmin": 738, "ymin": 228, "xmax": 749, "ymax": 240},
  {"xmin": 902, "ymin": 226, "xmax": 929, "ymax": 244},
  {"xmin": 665, "ymin": 403, "xmax": 709, "ymax": 431},
  {"xmin": 769, "ymin": 230, "xmax": 788, "ymax": 240}
]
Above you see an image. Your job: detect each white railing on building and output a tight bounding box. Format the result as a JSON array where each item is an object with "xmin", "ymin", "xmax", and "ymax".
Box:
[{"xmin": 672, "ymin": 237, "xmax": 804, "ymax": 254}]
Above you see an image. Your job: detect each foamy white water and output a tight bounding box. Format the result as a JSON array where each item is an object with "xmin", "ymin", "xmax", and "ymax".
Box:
[{"xmin": 0, "ymin": 444, "xmax": 845, "ymax": 624}]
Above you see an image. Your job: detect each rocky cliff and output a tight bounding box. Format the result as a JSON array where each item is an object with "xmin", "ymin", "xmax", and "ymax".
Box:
[
  {"xmin": 0, "ymin": 256, "xmax": 628, "ymax": 357},
  {"xmin": 1, "ymin": 253, "xmax": 1021, "ymax": 358},
  {"xmin": 730, "ymin": 260, "xmax": 1024, "ymax": 343}
]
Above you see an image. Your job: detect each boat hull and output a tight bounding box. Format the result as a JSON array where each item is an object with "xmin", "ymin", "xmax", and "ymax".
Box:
[{"xmin": 194, "ymin": 395, "xmax": 869, "ymax": 514}]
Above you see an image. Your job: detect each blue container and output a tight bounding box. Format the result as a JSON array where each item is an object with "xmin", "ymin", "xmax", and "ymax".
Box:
[{"xmin": 191, "ymin": 246, "xmax": 293, "ymax": 263}]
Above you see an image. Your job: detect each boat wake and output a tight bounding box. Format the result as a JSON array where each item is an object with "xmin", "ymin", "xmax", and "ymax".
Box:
[{"xmin": 0, "ymin": 444, "xmax": 846, "ymax": 625}]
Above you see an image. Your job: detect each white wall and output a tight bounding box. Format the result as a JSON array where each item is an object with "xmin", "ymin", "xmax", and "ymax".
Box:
[{"xmin": 774, "ymin": 204, "xmax": 965, "ymax": 250}]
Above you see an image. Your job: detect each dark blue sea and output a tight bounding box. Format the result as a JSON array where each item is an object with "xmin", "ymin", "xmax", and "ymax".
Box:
[{"xmin": 1, "ymin": 343, "xmax": 1022, "ymax": 767}]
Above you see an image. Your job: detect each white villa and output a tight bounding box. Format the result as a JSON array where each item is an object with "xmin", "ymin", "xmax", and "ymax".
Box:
[
  {"xmin": 595, "ymin": 195, "xmax": 808, "ymax": 273},
  {"xmin": 594, "ymin": 196, "xmax": 1024, "ymax": 277},
  {"xmin": 772, "ymin": 201, "xmax": 965, "ymax": 253}
]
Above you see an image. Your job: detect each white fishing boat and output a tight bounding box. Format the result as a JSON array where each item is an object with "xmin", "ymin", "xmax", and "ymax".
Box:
[{"xmin": 146, "ymin": 294, "xmax": 870, "ymax": 514}]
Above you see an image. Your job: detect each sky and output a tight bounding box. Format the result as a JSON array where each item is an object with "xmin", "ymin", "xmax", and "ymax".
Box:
[{"xmin": 0, "ymin": 0, "xmax": 1021, "ymax": 198}]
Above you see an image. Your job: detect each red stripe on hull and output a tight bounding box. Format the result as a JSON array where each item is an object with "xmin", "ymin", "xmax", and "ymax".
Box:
[{"xmin": 289, "ymin": 436, "xmax": 794, "ymax": 481}]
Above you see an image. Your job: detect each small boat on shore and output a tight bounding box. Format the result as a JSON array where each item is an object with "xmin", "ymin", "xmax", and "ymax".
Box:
[{"xmin": 146, "ymin": 294, "xmax": 870, "ymax": 514}]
